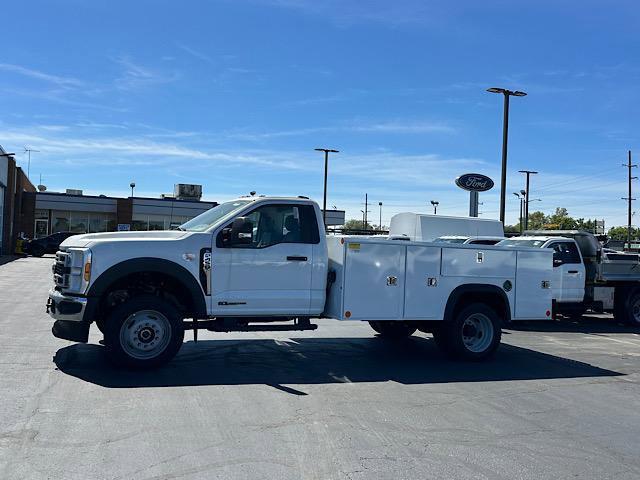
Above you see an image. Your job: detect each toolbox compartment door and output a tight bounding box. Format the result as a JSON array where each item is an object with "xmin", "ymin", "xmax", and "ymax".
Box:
[{"xmin": 343, "ymin": 241, "xmax": 406, "ymax": 320}]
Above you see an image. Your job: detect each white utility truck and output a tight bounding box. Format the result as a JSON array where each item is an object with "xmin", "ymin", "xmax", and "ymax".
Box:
[
  {"xmin": 498, "ymin": 230, "xmax": 640, "ymax": 324},
  {"xmin": 46, "ymin": 196, "xmax": 553, "ymax": 369}
]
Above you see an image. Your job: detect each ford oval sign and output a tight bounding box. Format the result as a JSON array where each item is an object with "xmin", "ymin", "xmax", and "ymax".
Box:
[{"xmin": 455, "ymin": 173, "xmax": 494, "ymax": 192}]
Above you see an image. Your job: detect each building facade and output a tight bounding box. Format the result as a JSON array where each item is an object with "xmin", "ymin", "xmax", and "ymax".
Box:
[
  {"xmin": 21, "ymin": 190, "xmax": 217, "ymax": 239},
  {"xmin": 1, "ymin": 146, "xmax": 36, "ymax": 255}
]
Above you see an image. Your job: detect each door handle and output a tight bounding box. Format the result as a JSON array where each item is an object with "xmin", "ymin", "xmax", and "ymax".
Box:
[
  {"xmin": 287, "ymin": 256, "xmax": 308, "ymax": 261},
  {"xmin": 568, "ymin": 270, "xmax": 579, "ymax": 274}
]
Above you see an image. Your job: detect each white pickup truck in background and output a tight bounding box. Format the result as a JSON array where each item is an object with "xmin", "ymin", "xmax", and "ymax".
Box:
[
  {"xmin": 46, "ymin": 196, "xmax": 553, "ymax": 369},
  {"xmin": 498, "ymin": 230, "xmax": 640, "ymax": 325}
]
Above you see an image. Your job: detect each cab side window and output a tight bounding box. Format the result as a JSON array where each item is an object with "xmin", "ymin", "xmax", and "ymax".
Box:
[
  {"xmin": 222, "ymin": 204, "xmax": 319, "ymax": 248},
  {"xmin": 550, "ymin": 242, "xmax": 581, "ymax": 265}
]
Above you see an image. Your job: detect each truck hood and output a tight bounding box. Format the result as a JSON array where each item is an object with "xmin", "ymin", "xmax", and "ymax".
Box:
[{"xmin": 60, "ymin": 230, "xmax": 189, "ymax": 248}]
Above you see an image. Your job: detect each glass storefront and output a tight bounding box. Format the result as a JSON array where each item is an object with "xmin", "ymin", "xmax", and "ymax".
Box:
[
  {"xmin": 131, "ymin": 214, "xmax": 192, "ymax": 231},
  {"xmin": 48, "ymin": 210, "xmax": 116, "ymax": 235}
]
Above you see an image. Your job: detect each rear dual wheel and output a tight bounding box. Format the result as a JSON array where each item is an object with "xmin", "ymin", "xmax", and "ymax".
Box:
[{"xmin": 433, "ymin": 303, "xmax": 502, "ymax": 361}]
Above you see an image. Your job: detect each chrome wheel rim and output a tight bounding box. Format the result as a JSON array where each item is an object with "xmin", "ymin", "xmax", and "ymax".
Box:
[
  {"xmin": 462, "ymin": 313, "xmax": 494, "ymax": 353},
  {"xmin": 119, "ymin": 310, "xmax": 171, "ymax": 360}
]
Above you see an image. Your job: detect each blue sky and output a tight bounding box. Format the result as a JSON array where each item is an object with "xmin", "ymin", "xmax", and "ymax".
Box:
[{"xmin": 1, "ymin": 0, "xmax": 638, "ymax": 227}]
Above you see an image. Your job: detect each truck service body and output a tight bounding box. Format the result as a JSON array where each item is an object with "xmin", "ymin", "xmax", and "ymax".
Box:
[{"xmin": 46, "ymin": 196, "xmax": 554, "ymax": 368}]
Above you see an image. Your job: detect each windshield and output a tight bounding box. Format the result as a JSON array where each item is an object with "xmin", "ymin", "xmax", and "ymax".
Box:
[
  {"xmin": 435, "ymin": 237, "xmax": 467, "ymax": 244},
  {"xmin": 180, "ymin": 200, "xmax": 252, "ymax": 232},
  {"xmin": 496, "ymin": 239, "xmax": 547, "ymax": 248}
]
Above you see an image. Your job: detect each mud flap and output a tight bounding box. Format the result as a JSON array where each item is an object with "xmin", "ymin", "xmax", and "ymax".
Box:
[{"xmin": 52, "ymin": 320, "xmax": 90, "ymax": 343}]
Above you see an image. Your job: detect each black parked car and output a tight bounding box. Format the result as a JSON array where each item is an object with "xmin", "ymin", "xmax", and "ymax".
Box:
[{"xmin": 24, "ymin": 232, "xmax": 78, "ymax": 257}]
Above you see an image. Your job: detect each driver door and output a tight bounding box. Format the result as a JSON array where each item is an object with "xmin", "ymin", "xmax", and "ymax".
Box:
[{"xmin": 210, "ymin": 203, "xmax": 317, "ymax": 316}]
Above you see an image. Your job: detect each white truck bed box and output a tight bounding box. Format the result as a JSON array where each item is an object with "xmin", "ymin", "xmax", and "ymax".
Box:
[
  {"xmin": 389, "ymin": 212, "xmax": 504, "ymax": 242},
  {"xmin": 324, "ymin": 236, "xmax": 553, "ymax": 322}
]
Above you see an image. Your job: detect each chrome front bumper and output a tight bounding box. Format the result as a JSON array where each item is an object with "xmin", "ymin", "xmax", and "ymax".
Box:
[{"xmin": 46, "ymin": 289, "xmax": 88, "ymax": 322}]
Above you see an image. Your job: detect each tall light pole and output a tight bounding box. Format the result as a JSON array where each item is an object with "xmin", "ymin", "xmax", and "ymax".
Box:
[
  {"xmin": 513, "ymin": 192, "xmax": 523, "ymax": 233},
  {"xmin": 430, "ymin": 200, "xmax": 439, "ymax": 215},
  {"xmin": 486, "ymin": 87, "xmax": 527, "ymax": 224},
  {"xmin": 130, "ymin": 182, "xmax": 136, "ymax": 197},
  {"xmin": 315, "ymin": 148, "xmax": 339, "ymax": 225},
  {"xmin": 519, "ymin": 170, "xmax": 538, "ymax": 229},
  {"xmin": 378, "ymin": 202, "xmax": 382, "ymax": 230}
]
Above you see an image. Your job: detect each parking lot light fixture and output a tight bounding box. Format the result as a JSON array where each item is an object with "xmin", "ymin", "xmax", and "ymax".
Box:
[
  {"xmin": 486, "ymin": 87, "xmax": 528, "ymax": 224},
  {"xmin": 315, "ymin": 148, "xmax": 339, "ymax": 225}
]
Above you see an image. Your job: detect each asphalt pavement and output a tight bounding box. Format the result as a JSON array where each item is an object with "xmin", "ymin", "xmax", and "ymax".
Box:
[{"xmin": 2, "ymin": 255, "xmax": 640, "ymax": 479}]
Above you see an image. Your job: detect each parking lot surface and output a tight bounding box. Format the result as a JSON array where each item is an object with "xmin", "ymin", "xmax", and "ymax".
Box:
[{"xmin": 2, "ymin": 255, "xmax": 640, "ymax": 479}]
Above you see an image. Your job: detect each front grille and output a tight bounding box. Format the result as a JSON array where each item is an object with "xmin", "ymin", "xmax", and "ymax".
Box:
[{"xmin": 54, "ymin": 251, "xmax": 70, "ymax": 288}]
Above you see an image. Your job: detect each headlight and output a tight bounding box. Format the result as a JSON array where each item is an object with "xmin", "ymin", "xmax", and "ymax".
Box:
[{"xmin": 65, "ymin": 248, "xmax": 92, "ymax": 293}]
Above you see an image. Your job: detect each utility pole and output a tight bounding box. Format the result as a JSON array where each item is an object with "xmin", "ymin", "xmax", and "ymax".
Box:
[
  {"xmin": 315, "ymin": 148, "xmax": 339, "ymax": 225},
  {"xmin": 24, "ymin": 147, "xmax": 40, "ymax": 180},
  {"xmin": 364, "ymin": 193, "xmax": 368, "ymax": 228},
  {"xmin": 513, "ymin": 192, "xmax": 523, "ymax": 233},
  {"xmin": 622, "ymin": 150, "xmax": 637, "ymax": 250},
  {"xmin": 518, "ymin": 170, "xmax": 538, "ymax": 229}
]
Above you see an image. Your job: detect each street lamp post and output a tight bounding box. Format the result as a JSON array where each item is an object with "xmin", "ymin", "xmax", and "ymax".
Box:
[
  {"xmin": 378, "ymin": 202, "xmax": 382, "ymax": 231},
  {"xmin": 486, "ymin": 87, "xmax": 527, "ymax": 224},
  {"xmin": 430, "ymin": 200, "xmax": 439, "ymax": 215},
  {"xmin": 315, "ymin": 148, "xmax": 339, "ymax": 225}
]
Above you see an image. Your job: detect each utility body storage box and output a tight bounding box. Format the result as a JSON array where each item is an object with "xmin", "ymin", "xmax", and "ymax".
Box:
[{"xmin": 324, "ymin": 236, "xmax": 553, "ymax": 322}]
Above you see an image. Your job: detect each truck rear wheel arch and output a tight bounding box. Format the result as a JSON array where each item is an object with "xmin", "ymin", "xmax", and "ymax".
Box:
[
  {"xmin": 443, "ymin": 284, "xmax": 511, "ymax": 325},
  {"xmin": 87, "ymin": 258, "xmax": 207, "ymax": 323}
]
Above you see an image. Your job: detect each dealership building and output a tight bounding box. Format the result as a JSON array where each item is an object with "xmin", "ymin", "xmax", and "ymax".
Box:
[
  {"xmin": 24, "ymin": 184, "xmax": 218, "ymax": 239},
  {"xmin": 1, "ymin": 146, "xmax": 36, "ymax": 255}
]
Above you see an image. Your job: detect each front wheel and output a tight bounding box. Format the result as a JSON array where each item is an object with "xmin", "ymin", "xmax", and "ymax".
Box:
[
  {"xmin": 369, "ymin": 321, "xmax": 417, "ymax": 338},
  {"xmin": 104, "ymin": 295, "xmax": 184, "ymax": 369},
  {"xmin": 434, "ymin": 303, "xmax": 502, "ymax": 361}
]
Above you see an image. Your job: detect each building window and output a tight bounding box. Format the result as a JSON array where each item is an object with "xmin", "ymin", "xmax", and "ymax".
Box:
[{"xmin": 51, "ymin": 211, "xmax": 70, "ymax": 233}]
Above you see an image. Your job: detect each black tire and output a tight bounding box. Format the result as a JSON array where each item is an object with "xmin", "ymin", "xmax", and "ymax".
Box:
[
  {"xmin": 435, "ymin": 303, "xmax": 502, "ymax": 361},
  {"xmin": 104, "ymin": 295, "xmax": 184, "ymax": 369},
  {"xmin": 30, "ymin": 245, "xmax": 45, "ymax": 257},
  {"xmin": 368, "ymin": 321, "xmax": 417, "ymax": 338},
  {"xmin": 618, "ymin": 289, "xmax": 640, "ymax": 327}
]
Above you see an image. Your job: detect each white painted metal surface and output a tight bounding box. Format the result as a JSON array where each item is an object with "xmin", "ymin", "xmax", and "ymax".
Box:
[
  {"xmin": 326, "ymin": 236, "xmax": 553, "ymax": 322},
  {"xmin": 515, "ymin": 250, "xmax": 554, "ymax": 319},
  {"xmin": 389, "ymin": 213, "xmax": 504, "ymax": 242}
]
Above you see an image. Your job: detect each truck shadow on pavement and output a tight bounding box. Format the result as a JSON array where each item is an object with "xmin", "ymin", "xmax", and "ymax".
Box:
[
  {"xmin": 53, "ymin": 335, "xmax": 622, "ymax": 392},
  {"xmin": 508, "ymin": 316, "xmax": 640, "ymax": 334}
]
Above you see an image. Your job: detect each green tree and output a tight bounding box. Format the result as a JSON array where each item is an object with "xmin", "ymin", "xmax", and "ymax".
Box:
[
  {"xmin": 527, "ymin": 211, "xmax": 547, "ymax": 230},
  {"xmin": 343, "ymin": 219, "xmax": 373, "ymax": 232},
  {"xmin": 608, "ymin": 226, "xmax": 640, "ymax": 240},
  {"xmin": 546, "ymin": 207, "xmax": 577, "ymax": 230}
]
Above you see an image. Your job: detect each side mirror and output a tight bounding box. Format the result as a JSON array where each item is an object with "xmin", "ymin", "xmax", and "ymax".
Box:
[
  {"xmin": 553, "ymin": 258, "xmax": 563, "ymax": 267},
  {"xmin": 223, "ymin": 217, "xmax": 253, "ymax": 246}
]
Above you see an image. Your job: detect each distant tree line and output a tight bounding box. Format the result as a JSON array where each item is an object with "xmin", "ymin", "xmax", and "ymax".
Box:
[{"xmin": 506, "ymin": 207, "xmax": 634, "ymax": 240}]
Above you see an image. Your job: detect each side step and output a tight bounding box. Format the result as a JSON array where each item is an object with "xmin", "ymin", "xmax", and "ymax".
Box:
[{"xmin": 184, "ymin": 317, "xmax": 318, "ymax": 333}]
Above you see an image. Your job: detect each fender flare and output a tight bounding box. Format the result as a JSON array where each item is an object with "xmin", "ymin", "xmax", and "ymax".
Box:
[
  {"xmin": 87, "ymin": 257, "xmax": 207, "ymax": 317},
  {"xmin": 443, "ymin": 283, "xmax": 512, "ymax": 323}
]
